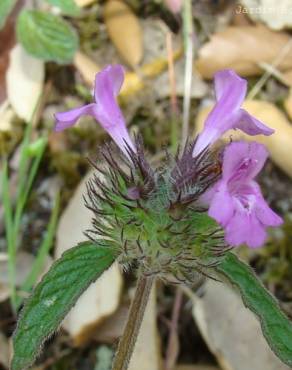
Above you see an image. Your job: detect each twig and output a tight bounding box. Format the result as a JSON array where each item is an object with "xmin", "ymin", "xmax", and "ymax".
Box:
[
  {"xmin": 166, "ymin": 31, "xmax": 179, "ymax": 152},
  {"xmin": 166, "ymin": 31, "xmax": 178, "ymax": 116},
  {"xmin": 111, "ymin": 275, "xmax": 154, "ymax": 370},
  {"xmin": 248, "ymin": 39, "xmax": 292, "ymax": 100},
  {"xmin": 164, "ymin": 288, "xmax": 183, "ymax": 370},
  {"xmin": 181, "ymin": 0, "xmax": 194, "ymax": 147}
]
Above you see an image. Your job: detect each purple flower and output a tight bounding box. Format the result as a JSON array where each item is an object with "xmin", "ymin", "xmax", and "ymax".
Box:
[
  {"xmin": 55, "ymin": 64, "xmax": 136, "ymax": 155},
  {"xmin": 203, "ymin": 141, "xmax": 282, "ymax": 248},
  {"xmin": 193, "ymin": 69, "xmax": 274, "ymax": 157}
]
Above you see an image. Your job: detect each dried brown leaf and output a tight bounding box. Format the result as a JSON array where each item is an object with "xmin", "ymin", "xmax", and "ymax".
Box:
[
  {"xmin": 282, "ymin": 69, "xmax": 292, "ymax": 87},
  {"xmin": 195, "ymin": 25, "xmax": 292, "ymax": 79},
  {"xmin": 104, "ymin": 0, "xmax": 143, "ymax": 68},
  {"xmin": 192, "ymin": 281, "xmax": 290, "ymax": 370},
  {"xmin": 284, "ymin": 89, "xmax": 292, "ymax": 120},
  {"xmin": 73, "ymin": 51, "xmax": 101, "ymax": 86},
  {"xmin": 74, "ymin": 0, "xmax": 95, "ymax": 7},
  {"xmin": 6, "ymin": 44, "xmax": 45, "ymax": 122},
  {"xmin": 94, "ymin": 303, "xmax": 129, "ymax": 344}
]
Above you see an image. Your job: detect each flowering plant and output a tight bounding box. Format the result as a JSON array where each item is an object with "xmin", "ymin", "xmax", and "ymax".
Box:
[{"xmin": 12, "ymin": 66, "xmax": 292, "ymax": 370}]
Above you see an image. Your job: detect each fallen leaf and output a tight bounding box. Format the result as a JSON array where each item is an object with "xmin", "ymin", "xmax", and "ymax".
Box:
[
  {"xmin": 55, "ymin": 170, "xmax": 123, "ymax": 346},
  {"xmin": 282, "ymin": 69, "xmax": 292, "ymax": 87},
  {"xmin": 94, "ymin": 303, "xmax": 129, "ymax": 344},
  {"xmin": 194, "ymin": 100, "xmax": 292, "ymax": 177},
  {"xmin": 6, "ymin": 44, "xmax": 45, "ymax": 122},
  {"xmin": 74, "ymin": 0, "xmax": 95, "ymax": 7},
  {"xmin": 192, "ymin": 280, "xmax": 290, "ymax": 370},
  {"xmin": 73, "ymin": 50, "xmax": 101, "ymax": 85},
  {"xmin": 104, "ymin": 0, "xmax": 143, "ymax": 68},
  {"xmin": 195, "ymin": 25, "xmax": 292, "ymax": 79},
  {"xmin": 128, "ymin": 284, "xmax": 161, "ymax": 370},
  {"xmin": 0, "ymin": 100, "xmax": 14, "ymax": 132},
  {"xmin": 239, "ymin": 1, "xmax": 292, "ymax": 30},
  {"xmin": 284, "ymin": 88, "xmax": 292, "ymax": 120}
]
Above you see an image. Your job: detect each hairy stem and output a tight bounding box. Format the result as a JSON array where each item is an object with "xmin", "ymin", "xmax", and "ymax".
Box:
[{"xmin": 111, "ymin": 275, "xmax": 154, "ymax": 370}]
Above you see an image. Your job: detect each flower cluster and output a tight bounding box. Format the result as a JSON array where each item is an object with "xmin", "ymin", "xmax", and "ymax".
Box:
[{"xmin": 55, "ymin": 65, "xmax": 282, "ymax": 251}]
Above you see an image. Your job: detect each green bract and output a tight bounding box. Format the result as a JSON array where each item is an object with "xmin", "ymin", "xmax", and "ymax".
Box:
[
  {"xmin": 16, "ymin": 10, "xmax": 79, "ymax": 64},
  {"xmin": 85, "ymin": 141, "xmax": 226, "ymax": 282}
]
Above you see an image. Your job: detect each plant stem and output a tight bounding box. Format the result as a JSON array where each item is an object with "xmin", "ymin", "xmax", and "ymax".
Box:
[
  {"xmin": 181, "ymin": 0, "xmax": 194, "ymax": 147},
  {"xmin": 111, "ymin": 275, "xmax": 154, "ymax": 370},
  {"xmin": 164, "ymin": 288, "xmax": 183, "ymax": 370},
  {"xmin": 166, "ymin": 31, "xmax": 179, "ymax": 154}
]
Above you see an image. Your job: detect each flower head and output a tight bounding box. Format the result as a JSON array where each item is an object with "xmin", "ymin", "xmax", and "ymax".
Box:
[
  {"xmin": 193, "ymin": 70, "xmax": 274, "ymax": 157},
  {"xmin": 203, "ymin": 141, "xmax": 283, "ymax": 248},
  {"xmin": 55, "ymin": 64, "xmax": 135, "ymax": 156}
]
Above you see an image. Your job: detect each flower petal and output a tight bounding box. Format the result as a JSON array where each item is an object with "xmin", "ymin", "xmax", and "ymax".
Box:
[
  {"xmin": 193, "ymin": 69, "xmax": 274, "ymax": 157},
  {"xmin": 234, "ymin": 109, "xmax": 274, "ymax": 136},
  {"xmin": 225, "ymin": 211, "xmax": 267, "ymax": 248},
  {"xmin": 94, "ymin": 64, "xmax": 124, "ymax": 100},
  {"xmin": 214, "ymin": 69, "xmax": 247, "ymax": 105},
  {"xmin": 92, "ymin": 65, "xmax": 136, "ymax": 154},
  {"xmin": 208, "ymin": 182, "xmax": 235, "ymax": 227},
  {"xmin": 193, "ymin": 70, "xmax": 247, "ymax": 156},
  {"xmin": 54, "ymin": 104, "xmax": 96, "ymax": 132},
  {"xmin": 222, "ymin": 141, "xmax": 268, "ymax": 182},
  {"xmin": 252, "ymin": 184, "xmax": 283, "ymax": 227}
]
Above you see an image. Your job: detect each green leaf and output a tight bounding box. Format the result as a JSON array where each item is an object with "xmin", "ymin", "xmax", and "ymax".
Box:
[
  {"xmin": 216, "ymin": 252, "xmax": 292, "ymax": 367},
  {"xmin": 16, "ymin": 10, "xmax": 79, "ymax": 64},
  {"xmin": 45, "ymin": 0, "xmax": 80, "ymax": 16},
  {"xmin": 12, "ymin": 241, "xmax": 117, "ymax": 370},
  {"xmin": 0, "ymin": 0, "xmax": 16, "ymax": 30}
]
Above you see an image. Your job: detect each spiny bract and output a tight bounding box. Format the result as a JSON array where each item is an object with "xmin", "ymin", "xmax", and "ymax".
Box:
[{"xmin": 85, "ymin": 136, "xmax": 229, "ymax": 284}]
